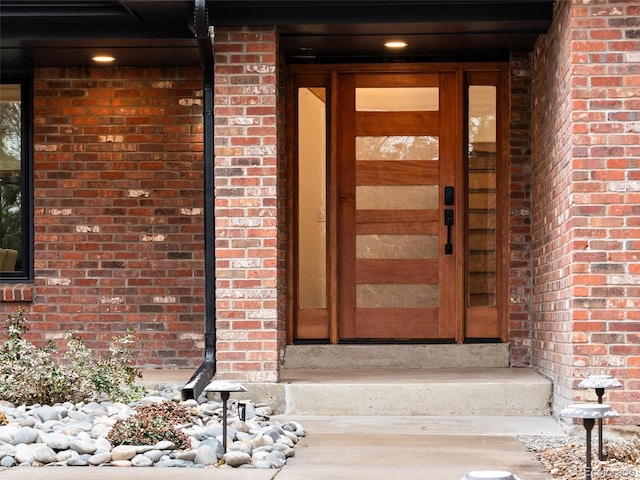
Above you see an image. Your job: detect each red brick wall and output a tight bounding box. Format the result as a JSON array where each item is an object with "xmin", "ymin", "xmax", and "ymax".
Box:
[
  {"xmin": 0, "ymin": 27, "xmax": 282, "ymax": 380},
  {"xmin": 531, "ymin": 0, "xmax": 575, "ymax": 416},
  {"xmin": 0, "ymin": 28, "xmax": 282, "ymax": 381},
  {"xmin": 509, "ymin": 53, "xmax": 534, "ymax": 367},
  {"xmin": 212, "ymin": 27, "xmax": 281, "ymax": 382},
  {"xmin": 532, "ymin": 0, "xmax": 640, "ymax": 424},
  {"xmin": 1, "ymin": 66, "xmax": 206, "ymax": 368}
]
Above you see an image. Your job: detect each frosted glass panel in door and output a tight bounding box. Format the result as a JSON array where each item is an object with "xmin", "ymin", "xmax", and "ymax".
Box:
[
  {"xmin": 357, "ymin": 284, "xmax": 439, "ymax": 308},
  {"xmin": 356, "ymin": 234, "xmax": 439, "ymax": 259},
  {"xmin": 356, "ymin": 185, "xmax": 439, "ymax": 210},
  {"xmin": 356, "ymin": 136, "xmax": 439, "ymax": 161},
  {"xmin": 356, "ymin": 88, "xmax": 439, "ymax": 111}
]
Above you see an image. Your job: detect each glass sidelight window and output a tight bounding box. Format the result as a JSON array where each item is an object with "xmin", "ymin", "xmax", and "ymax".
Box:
[
  {"xmin": 467, "ymin": 85, "xmax": 497, "ymax": 307},
  {"xmin": 297, "ymin": 87, "xmax": 327, "ymax": 309}
]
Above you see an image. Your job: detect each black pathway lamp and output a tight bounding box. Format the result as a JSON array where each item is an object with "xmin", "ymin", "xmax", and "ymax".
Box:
[
  {"xmin": 560, "ymin": 403, "xmax": 619, "ymax": 480},
  {"xmin": 577, "ymin": 374, "xmax": 622, "ymax": 460},
  {"xmin": 204, "ymin": 380, "xmax": 247, "ymax": 453}
]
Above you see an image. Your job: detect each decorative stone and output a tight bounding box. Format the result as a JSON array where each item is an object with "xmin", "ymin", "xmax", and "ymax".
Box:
[
  {"xmin": 32, "ymin": 445, "xmax": 57, "ymax": 464},
  {"xmin": 131, "ymin": 454, "xmax": 153, "ymax": 467},
  {"xmin": 265, "ymin": 451, "xmax": 286, "ymax": 468},
  {"xmin": 255, "ymin": 406, "xmax": 272, "ymax": 417},
  {"xmin": 176, "ymin": 450, "xmax": 197, "ymax": 462},
  {"xmin": 223, "ymin": 451, "xmax": 251, "ymax": 467},
  {"xmin": 155, "ymin": 459, "xmax": 194, "ymax": 467},
  {"xmin": 143, "ymin": 449, "xmax": 164, "ymax": 462},
  {"xmin": 44, "ymin": 433, "xmax": 72, "ymax": 451},
  {"xmin": 253, "ymin": 459, "xmax": 275, "ymax": 469},
  {"xmin": 34, "ymin": 406, "xmax": 60, "ymax": 423},
  {"xmin": 90, "ymin": 423, "xmax": 111, "ymax": 439},
  {"xmin": 111, "ymin": 445, "xmax": 138, "ymax": 461},
  {"xmin": 11, "ymin": 427, "xmax": 39, "ymax": 445},
  {"xmin": 14, "ymin": 444, "xmax": 35, "ymax": 464},
  {"xmin": 67, "ymin": 456, "xmax": 89, "ymax": 466},
  {"xmin": 56, "ymin": 450, "xmax": 77, "ymax": 462},
  {"xmin": 88, "ymin": 451, "xmax": 112, "ymax": 465},
  {"xmin": 69, "ymin": 439, "xmax": 97, "ymax": 455},
  {"xmin": 194, "ymin": 445, "xmax": 219, "ymax": 466},
  {"xmin": 154, "ymin": 440, "xmax": 176, "ymax": 450},
  {"xmin": 0, "ymin": 425, "xmax": 18, "ymax": 443},
  {"xmin": 252, "ymin": 433, "xmax": 274, "ymax": 449}
]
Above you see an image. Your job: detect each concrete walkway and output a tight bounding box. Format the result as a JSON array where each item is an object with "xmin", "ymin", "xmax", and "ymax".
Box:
[{"xmin": 0, "ymin": 415, "xmax": 563, "ymax": 480}]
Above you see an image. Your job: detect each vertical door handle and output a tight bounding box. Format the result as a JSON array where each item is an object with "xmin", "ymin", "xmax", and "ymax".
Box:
[{"xmin": 444, "ymin": 209, "xmax": 454, "ymax": 255}]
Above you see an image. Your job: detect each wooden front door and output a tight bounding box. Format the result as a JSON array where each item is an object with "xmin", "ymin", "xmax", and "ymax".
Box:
[
  {"xmin": 288, "ymin": 64, "xmax": 507, "ymax": 345},
  {"xmin": 337, "ymin": 72, "xmax": 460, "ymax": 341}
]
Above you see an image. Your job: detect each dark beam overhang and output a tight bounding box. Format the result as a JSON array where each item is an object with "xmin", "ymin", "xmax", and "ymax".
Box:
[{"xmin": 1, "ymin": 0, "xmax": 553, "ymax": 68}]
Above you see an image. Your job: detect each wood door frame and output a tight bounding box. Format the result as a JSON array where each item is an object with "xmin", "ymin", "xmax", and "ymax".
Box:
[{"xmin": 286, "ymin": 62, "xmax": 509, "ymax": 345}]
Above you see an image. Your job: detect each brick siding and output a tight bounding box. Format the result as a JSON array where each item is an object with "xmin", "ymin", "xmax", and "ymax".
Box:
[
  {"xmin": 0, "ymin": 66, "xmax": 206, "ymax": 367},
  {"xmin": 0, "ymin": 28, "xmax": 281, "ymax": 381},
  {"xmin": 509, "ymin": 52, "xmax": 534, "ymax": 367},
  {"xmin": 212, "ymin": 27, "xmax": 281, "ymax": 382},
  {"xmin": 532, "ymin": 0, "xmax": 640, "ymax": 424}
]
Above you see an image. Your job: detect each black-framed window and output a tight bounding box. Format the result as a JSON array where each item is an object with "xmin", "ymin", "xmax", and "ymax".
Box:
[{"xmin": 0, "ymin": 76, "xmax": 33, "ymax": 282}]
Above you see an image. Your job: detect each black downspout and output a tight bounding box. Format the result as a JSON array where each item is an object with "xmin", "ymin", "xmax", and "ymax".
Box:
[{"xmin": 182, "ymin": 0, "xmax": 216, "ymax": 401}]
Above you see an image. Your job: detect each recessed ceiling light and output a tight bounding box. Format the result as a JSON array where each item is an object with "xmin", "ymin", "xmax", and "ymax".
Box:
[
  {"xmin": 92, "ymin": 55, "xmax": 115, "ymax": 63},
  {"xmin": 384, "ymin": 41, "xmax": 408, "ymax": 49}
]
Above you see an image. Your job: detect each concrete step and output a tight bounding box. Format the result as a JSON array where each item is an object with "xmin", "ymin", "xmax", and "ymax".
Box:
[
  {"xmin": 139, "ymin": 351, "xmax": 553, "ymax": 417},
  {"xmin": 283, "ymin": 344, "xmax": 510, "ymax": 369},
  {"xmin": 278, "ymin": 368, "xmax": 552, "ymax": 416}
]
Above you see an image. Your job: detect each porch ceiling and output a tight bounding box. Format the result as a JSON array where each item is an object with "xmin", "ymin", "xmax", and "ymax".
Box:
[{"xmin": 0, "ymin": 0, "xmax": 553, "ymax": 68}]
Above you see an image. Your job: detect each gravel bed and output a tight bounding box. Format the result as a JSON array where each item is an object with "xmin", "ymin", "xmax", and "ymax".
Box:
[{"xmin": 519, "ymin": 432, "xmax": 640, "ymax": 480}]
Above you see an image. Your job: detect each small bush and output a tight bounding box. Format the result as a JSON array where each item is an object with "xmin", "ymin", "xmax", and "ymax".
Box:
[
  {"xmin": 0, "ymin": 411, "xmax": 7, "ymax": 426},
  {"xmin": 107, "ymin": 401, "xmax": 191, "ymax": 449},
  {"xmin": 0, "ymin": 308, "xmax": 146, "ymax": 405}
]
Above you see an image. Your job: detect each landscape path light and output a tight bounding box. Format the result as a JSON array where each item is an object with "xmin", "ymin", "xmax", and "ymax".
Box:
[
  {"xmin": 204, "ymin": 380, "xmax": 247, "ymax": 452},
  {"xmin": 560, "ymin": 403, "xmax": 619, "ymax": 480},
  {"xmin": 577, "ymin": 374, "xmax": 622, "ymax": 460}
]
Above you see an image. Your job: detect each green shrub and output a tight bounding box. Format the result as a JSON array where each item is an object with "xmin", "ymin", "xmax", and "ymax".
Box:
[
  {"xmin": 107, "ymin": 401, "xmax": 191, "ymax": 448},
  {"xmin": 0, "ymin": 308, "xmax": 146, "ymax": 405}
]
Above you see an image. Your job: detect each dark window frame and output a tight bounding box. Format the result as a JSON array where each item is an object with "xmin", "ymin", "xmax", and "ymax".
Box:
[{"xmin": 0, "ymin": 74, "xmax": 33, "ymax": 283}]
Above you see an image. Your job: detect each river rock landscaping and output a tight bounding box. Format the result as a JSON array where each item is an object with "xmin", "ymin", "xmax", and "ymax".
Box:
[{"xmin": 0, "ymin": 384, "xmax": 304, "ymax": 470}]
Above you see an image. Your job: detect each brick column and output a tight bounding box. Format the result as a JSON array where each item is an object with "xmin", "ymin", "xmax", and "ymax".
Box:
[
  {"xmin": 532, "ymin": 0, "xmax": 640, "ymax": 424},
  {"xmin": 213, "ymin": 27, "xmax": 281, "ymax": 382},
  {"xmin": 509, "ymin": 52, "xmax": 534, "ymax": 367}
]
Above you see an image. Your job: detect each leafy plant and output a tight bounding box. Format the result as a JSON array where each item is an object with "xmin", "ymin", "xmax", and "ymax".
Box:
[
  {"xmin": 107, "ymin": 401, "xmax": 191, "ymax": 448},
  {"xmin": 0, "ymin": 308, "xmax": 146, "ymax": 405}
]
